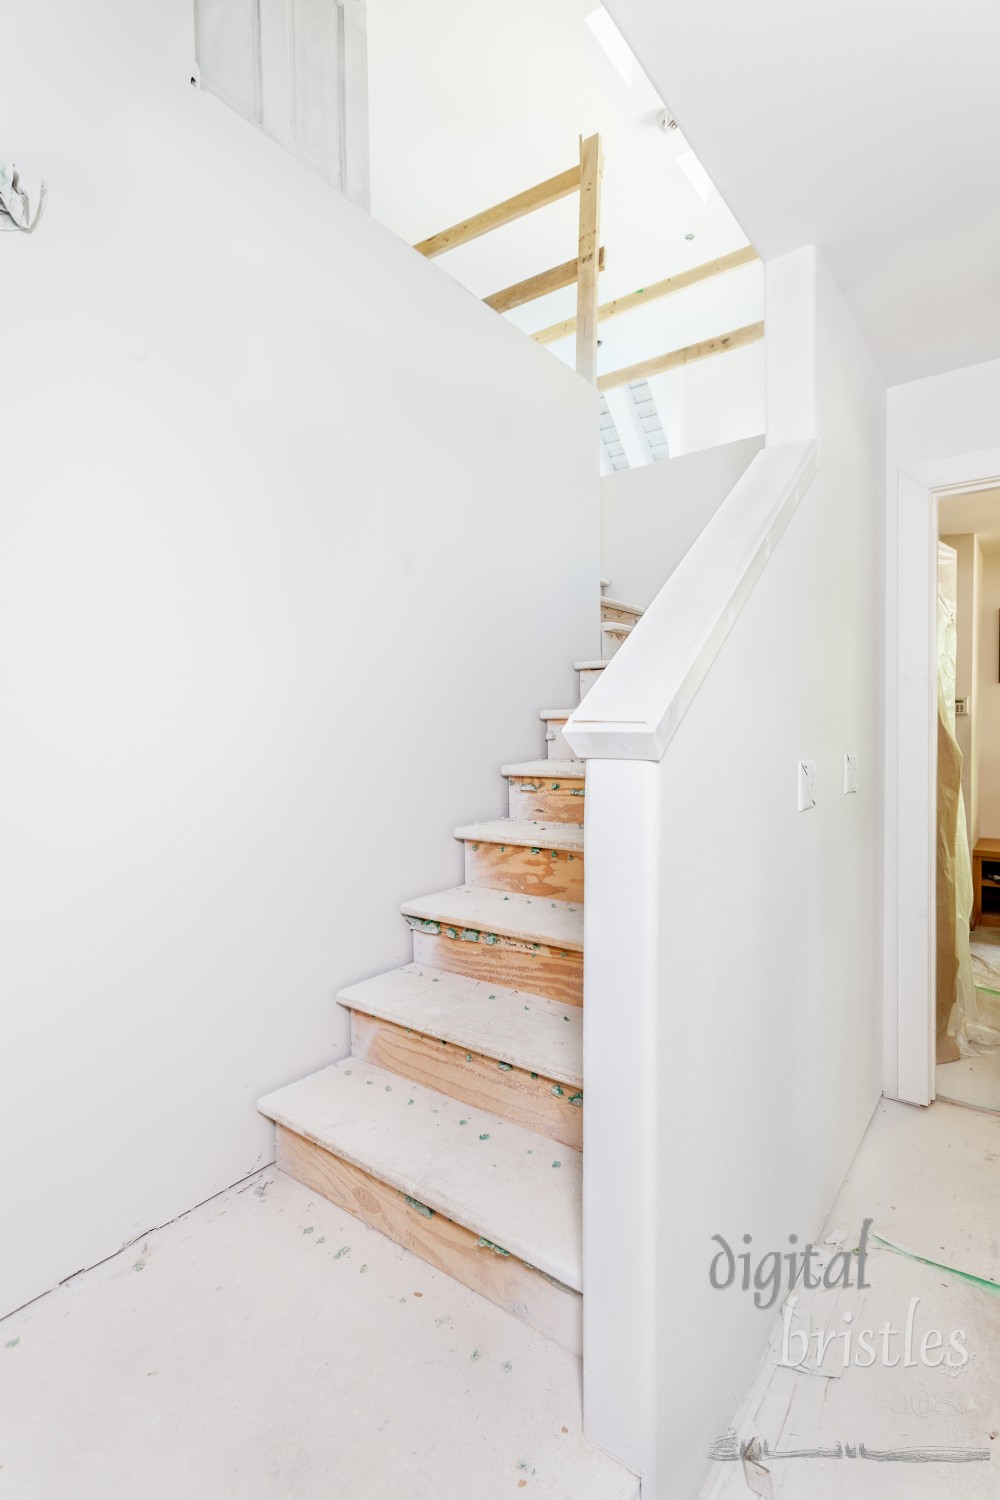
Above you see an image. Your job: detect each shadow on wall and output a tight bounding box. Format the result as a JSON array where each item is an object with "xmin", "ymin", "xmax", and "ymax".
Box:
[{"xmin": 601, "ymin": 434, "xmax": 763, "ymax": 608}]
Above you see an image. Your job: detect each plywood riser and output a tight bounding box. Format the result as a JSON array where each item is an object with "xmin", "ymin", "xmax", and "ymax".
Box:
[
  {"xmin": 544, "ymin": 723, "xmax": 572, "ymax": 759},
  {"xmin": 464, "ymin": 842, "xmax": 584, "ymax": 903},
  {"xmin": 577, "ymin": 668, "xmax": 603, "ymax": 702},
  {"xmin": 411, "ymin": 930, "xmax": 583, "ymax": 1007},
  {"xmin": 351, "ymin": 1011, "xmax": 583, "ymax": 1150},
  {"xmin": 275, "ymin": 1124, "xmax": 582, "ymax": 1354},
  {"xmin": 507, "ymin": 778, "xmax": 586, "ymax": 823}
]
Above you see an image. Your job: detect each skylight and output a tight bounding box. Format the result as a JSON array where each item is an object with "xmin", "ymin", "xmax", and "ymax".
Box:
[{"xmin": 585, "ymin": 6, "xmax": 636, "ymax": 86}]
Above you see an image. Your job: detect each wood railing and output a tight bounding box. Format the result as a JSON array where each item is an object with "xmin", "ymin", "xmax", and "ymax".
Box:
[{"xmin": 415, "ymin": 134, "xmax": 605, "ymax": 384}]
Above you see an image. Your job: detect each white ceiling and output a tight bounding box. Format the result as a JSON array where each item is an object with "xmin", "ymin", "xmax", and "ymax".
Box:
[
  {"xmin": 604, "ymin": 0, "xmax": 1000, "ymax": 386},
  {"xmin": 366, "ymin": 0, "xmax": 762, "ymax": 387}
]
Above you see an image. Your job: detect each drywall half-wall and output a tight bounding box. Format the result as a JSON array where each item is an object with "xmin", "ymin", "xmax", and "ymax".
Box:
[
  {"xmin": 0, "ymin": 0, "xmax": 598, "ymax": 1317},
  {"xmin": 645, "ymin": 248, "xmax": 885, "ymax": 1497},
  {"xmin": 601, "ymin": 435, "xmax": 763, "ymax": 608}
]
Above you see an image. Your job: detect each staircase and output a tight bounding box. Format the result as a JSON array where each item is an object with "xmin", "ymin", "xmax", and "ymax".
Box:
[{"xmin": 258, "ymin": 582, "xmax": 643, "ymax": 1357}]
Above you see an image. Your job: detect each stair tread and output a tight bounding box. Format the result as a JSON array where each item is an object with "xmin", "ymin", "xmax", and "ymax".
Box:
[
  {"xmin": 402, "ymin": 885, "xmax": 583, "ymax": 950},
  {"xmin": 602, "ymin": 621, "xmax": 633, "ymax": 635},
  {"xmin": 338, "ymin": 964, "xmax": 583, "ymax": 1086},
  {"xmin": 455, "ymin": 817, "xmax": 585, "ymax": 853},
  {"xmin": 573, "ymin": 659, "xmax": 607, "ymax": 671},
  {"xmin": 501, "ymin": 759, "xmax": 585, "ymax": 779},
  {"xmin": 538, "ymin": 708, "xmax": 575, "ymax": 721},
  {"xmin": 259, "ymin": 1058, "xmax": 582, "ymax": 1288},
  {"xmin": 601, "ymin": 596, "xmax": 643, "ymax": 615}
]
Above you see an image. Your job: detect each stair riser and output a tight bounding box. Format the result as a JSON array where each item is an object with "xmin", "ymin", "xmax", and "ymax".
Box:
[
  {"xmin": 507, "ymin": 776, "xmax": 586, "ymax": 823},
  {"xmin": 601, "ymin": 602, "xmax": 642, "ymax": 626},
  {"xmin": 351, "ymin": 1012, "xmax": 583, "ymax": 1149},
  {"xmin": 410, "ymin": 929, "xmax": 583, "ymax": 1007},
  {"xmin": 276, "ymin": 1124, "xmax": 582, "ymax": 1353},
  {"xmin": 602, "ymin": 630, "xmax": 629, "ymax": 660},
  {"xmin": 577, "ymin": 667, "xmax": 603, "ymax": 703},
  {"xmin": 544, "ymin": 720, "xmax": 572, "ymax": 758},
  {"xmin": 464, "ymin": 841, "xmax": 584, "ymax": 902}
]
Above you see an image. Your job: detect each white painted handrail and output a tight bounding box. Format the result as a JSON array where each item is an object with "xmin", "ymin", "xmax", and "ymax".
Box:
[{"xmin": 564, "ymin": 438, "xmax": 820, "ymax": 762}]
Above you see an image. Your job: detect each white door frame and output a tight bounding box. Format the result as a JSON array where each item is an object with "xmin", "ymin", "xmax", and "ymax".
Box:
[{"xmin": 890, "ymin": 445, "xmax": 1000, "ymax": 1104}]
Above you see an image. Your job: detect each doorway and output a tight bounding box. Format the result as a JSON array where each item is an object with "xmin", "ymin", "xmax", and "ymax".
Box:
[
  {"xmin": 890, "ymin": 447, "xmax": 1000, "ymax": 1109},
  {"xmin": 934, "ymin": 494, "xmax": 1000, "ymax": 1110}
]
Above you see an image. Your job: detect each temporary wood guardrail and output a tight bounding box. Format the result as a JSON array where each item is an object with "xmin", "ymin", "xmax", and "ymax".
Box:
[
  {"xmin": 414, "ymin": 134, "xmax": 605, "ymax": 384},
  {"xmin": 596, "ymin": 319, "xmax": 765, "ymax": 393},
  {"xmin": 531, "ymin": 243, "xmax": 758, "ymax": 346}
]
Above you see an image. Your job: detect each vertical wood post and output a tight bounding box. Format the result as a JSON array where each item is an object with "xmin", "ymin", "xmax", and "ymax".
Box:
[{"xmin": 575, "ymin": 133, "xmax": 604, "ymax": 385}]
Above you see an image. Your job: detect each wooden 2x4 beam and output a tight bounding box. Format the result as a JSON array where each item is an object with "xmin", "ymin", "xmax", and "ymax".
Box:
[
  {"xmin": 484, "ymin": 247, "xmax": 606, "ymax": 314},
  {"xmin": 596, "ymin": 320, "xmax": 765, "ymax": 393},
  {"xmin": 413, "ymin": 165, "xmax": 582, "ymax": 260},
  {"xmin": 532, "ymin": 244, "xmax": 759, "ymax": 346}
]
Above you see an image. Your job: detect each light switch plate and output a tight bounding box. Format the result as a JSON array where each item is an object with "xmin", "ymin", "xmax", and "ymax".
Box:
[
  {"xmin": 798, "ymin": 759, "xmax": 816, "ymax": 812},
  {"xmin": 844, "ymin": 751, "xmax": 859, "ymax": 794}
]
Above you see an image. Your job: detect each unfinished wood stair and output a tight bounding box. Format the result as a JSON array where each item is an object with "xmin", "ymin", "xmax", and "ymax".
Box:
[{"xmin": 259, "ymin": 582, "xmax": 643, "ymax": 1356}]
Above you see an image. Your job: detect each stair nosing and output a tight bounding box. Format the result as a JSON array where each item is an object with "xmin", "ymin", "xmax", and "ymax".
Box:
[
  {"xmin": 401, "ymin": 885, "xmax": 583, "ymax": 952},
  {"xmin": 455, "ymin": 817, "xmax": 584, "ymax": 853},
  {"xmin": 501, "ymin": 760, "xmax": 585, "ymax": 779}
]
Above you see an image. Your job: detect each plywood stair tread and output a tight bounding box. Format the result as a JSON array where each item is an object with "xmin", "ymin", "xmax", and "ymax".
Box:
[
  {"xmin": 258, "ymin": 1059, "xmax": 582, "ymax": 1289},
  {"xmin": 539, "ymin": 708, "xmax": 575, "ymax": 721},
  {"xmin": 455, "ymin": 817, "xmax": 585, "ymax": 854},
  {"xmin": 338, "ymin": 964, "xmax": 583, "ymax": 1086},
  {"xmin": 573, "ymin": 659, "xmax": 607, "ymax": 671},
  {"xmin": 402, "ymin": 885, "xmax": 583, "ymax": 950},
  {"xmin": 501, "ymin": 759, "xmax": 585, "ymax": 779},
  {"xmin": 601, "ymin": 596, "xmax": 643, "ymax": 616}
]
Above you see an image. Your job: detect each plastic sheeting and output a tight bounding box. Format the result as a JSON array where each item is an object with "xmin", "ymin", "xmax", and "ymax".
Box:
[
  {"xmin": 937, "ymin": 543, "xmax": 1000, "ymax": 1054},
  {"xmin": 0, "ymin": 161, "xmax": 45, "ymax": 231}
]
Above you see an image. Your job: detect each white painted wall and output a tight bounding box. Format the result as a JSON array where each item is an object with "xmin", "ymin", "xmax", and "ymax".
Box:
[
  {"xmin": 601, "ymin": 434, "xmax": 762, "ymax": 607},
  {"xmin": 0, "ymin": 0, "xmax": 598, "ymax": 1318},
  {"xmin": 571, "ymin": 248, "xmax": 885, "ymax": 1496}
]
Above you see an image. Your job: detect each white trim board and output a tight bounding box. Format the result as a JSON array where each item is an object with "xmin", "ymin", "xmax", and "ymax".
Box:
[{"xmin": 888, "ymin": 445, "xmax": 1000, "ymax": 1105}]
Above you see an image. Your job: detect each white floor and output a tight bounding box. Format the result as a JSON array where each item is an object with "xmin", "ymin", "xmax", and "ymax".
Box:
[
  {"xmin": 704, "ymin": 1098, "xmax": 1000, "ymax": 1499},
  {"xmin": 0, "ymin": 1171, "xmax": 638, "ymax": 1500}
]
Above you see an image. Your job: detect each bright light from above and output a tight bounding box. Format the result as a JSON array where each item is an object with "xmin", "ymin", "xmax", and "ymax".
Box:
[
  {"xmin": 676, "ymin": 149, "xmax": 716, "ymax": 204},
  {"xmin": 585, "ymin": 6, "xmax": 636, "ymax": 86}
]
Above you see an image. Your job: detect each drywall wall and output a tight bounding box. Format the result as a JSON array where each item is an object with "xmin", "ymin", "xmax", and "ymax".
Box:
[
  {"xmin": 649, "ymin": 248, "xmax": 884, "ymax": 1498},
  {"xmin": 572, "ymin": 248, "xmax": 885, "ymax": 1495},
  {"xmin": 0, "ymin": 0, "xmax": 598, "ymax": 1318},
  {"xmin": 601, "ymin": 434, "xmax": 762, "ymax": 607},
  {"xmin": 978, "ymin": 549, "xmax": 1000, "ymax": 836},
  {"xmin": 940, "ymin": 532, "xmax": 978, "ymax": 844}
]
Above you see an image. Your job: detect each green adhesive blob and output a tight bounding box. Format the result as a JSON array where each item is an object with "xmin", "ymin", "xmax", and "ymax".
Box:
[
  {"xmin": 569, "ymin": 1091, "xmax": 583, "ymax": 1107},
  {"xmin": 551, "ymin": 1084, "xmax": 565, "ymax": 1098},
  {"xmin": 477, "ymin": 1237, "xmax": 510, "ymax": 1257},
  {"xmin": 333, "ymin": 1246, "xmax": 351, "ymax": 1260},
  {"xmin": 480, "ymin": 1133, "xmax": 490, "ymax": 1141},
  {"xmin": 402, "ymin": 1195, "xmax": 435, "ymax": 1218},
  {"xmin": 552, "ymin": 1161, "xmax": 562, "ymax": 1169},
  {"xmin": 303, "ymin": 1227, "xmax": 315, "ymax": 1236},
  {"xmin": 498, "ymin": 1061, "xmax": 513, "ymax": 1072}
]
